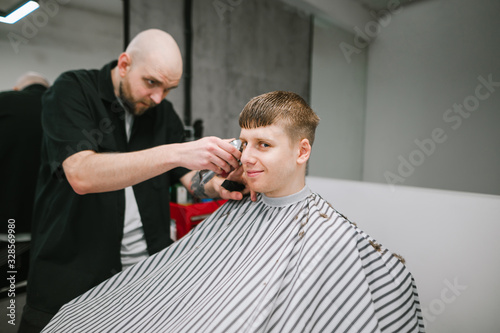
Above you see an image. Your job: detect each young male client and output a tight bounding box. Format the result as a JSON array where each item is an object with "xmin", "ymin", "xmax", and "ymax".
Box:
[{"xmin": 42, "ymin": 91, "xmax": 425, "ymax": 332}]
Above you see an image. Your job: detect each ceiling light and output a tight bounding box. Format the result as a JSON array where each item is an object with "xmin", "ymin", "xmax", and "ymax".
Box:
[{"xmin": 0, "ymin": 1, "xmax": 39, "ymax": 24}]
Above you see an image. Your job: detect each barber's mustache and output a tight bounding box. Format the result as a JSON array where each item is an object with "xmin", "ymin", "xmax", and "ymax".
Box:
[{"xmin": 138, "ymin": 100, "xmax": 156, "ymax": 109}]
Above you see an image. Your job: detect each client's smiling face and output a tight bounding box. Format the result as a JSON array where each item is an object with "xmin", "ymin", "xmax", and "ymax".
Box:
[{"xmin": 239, "ymin": 124, "xmax": 304, "ymax": 198}]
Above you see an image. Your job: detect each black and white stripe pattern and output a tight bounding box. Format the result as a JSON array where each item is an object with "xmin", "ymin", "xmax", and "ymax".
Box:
[{"xmin": 43, "ymin": 187, "xmax": 425, "ymax": 332}]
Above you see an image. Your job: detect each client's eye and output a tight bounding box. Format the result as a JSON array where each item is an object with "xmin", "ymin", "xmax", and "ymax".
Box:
[{"xmin": 259, "ymin": 142, "xmax": 270, "ymax": 148}]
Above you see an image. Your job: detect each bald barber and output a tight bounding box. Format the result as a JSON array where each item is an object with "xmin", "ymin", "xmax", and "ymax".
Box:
[{"xmin": 19, "ymin": 29, "xmax": 244, "ymax": 332}]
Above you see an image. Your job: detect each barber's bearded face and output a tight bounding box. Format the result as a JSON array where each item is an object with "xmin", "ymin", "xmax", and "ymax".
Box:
[{"xmin": 119, "ymin": 79, "xmax": 155, "ymax": 116}]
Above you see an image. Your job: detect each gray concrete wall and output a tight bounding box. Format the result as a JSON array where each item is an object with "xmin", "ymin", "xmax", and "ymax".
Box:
[
  {"xmin": 308, "ymin": 17, "xmax": 367, "ymax": 181},
  {"xmin": 129, "ymin": 0, "xmax": 186, "ymax": 121},
  {"xmin": 191, "ymin": 0, "xmax": 311, "ymax": 139},
  {"xmin": 129, "ymin": 0, "xmax": 312, "ymax": 139},
  {"xmin": 363, "ymin": 0, "xmax": 500, "ymax": 195}
]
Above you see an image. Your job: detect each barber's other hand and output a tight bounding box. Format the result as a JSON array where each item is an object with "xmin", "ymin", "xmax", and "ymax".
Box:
[
  {"xmin": 177, "ymin": 137, "xmax": 241, "ymax": 174},
  {"xmin": 212, "ymin": 166, "xmax": 258, "ymax": 201}
]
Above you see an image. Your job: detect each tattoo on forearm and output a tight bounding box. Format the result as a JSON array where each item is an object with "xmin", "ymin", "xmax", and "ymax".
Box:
[{"xmin": 191, "ymin": 171, "xmax": 209, "ymax": 198}]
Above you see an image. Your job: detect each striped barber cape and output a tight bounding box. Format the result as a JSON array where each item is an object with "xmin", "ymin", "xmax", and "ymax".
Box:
[{"xmin": 42, "ymin": 186, "xmax": 425, "ymax": 333}]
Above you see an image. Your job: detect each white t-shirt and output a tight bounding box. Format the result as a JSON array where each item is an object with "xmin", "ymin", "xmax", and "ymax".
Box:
[{"xmin": 120, "ymin": 111, "xmax": 149, "ymax": 269}]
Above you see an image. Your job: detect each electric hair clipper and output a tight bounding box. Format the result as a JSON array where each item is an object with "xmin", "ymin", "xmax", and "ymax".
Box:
[{"xmin": 199, "ymin": 139, "xmax": 242, "ymax": 186}]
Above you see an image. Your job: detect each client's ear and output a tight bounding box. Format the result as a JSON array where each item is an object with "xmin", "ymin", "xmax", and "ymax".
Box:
[{"xmin": 297, "ymin": 138, "xmax": 311, "ymax": 165}]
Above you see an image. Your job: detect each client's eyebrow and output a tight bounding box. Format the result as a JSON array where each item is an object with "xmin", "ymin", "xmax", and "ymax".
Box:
[{"xmin": 241, "ymin": 136, "xmax": 275, "ymax": 144}]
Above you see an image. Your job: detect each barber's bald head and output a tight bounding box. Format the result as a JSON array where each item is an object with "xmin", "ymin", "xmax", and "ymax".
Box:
[
  {"xmin": 113, "ymin": 29, "xmax": 183, "ymax": 116},
  {"xmin": 125, "ymin": 29, "xmax": 183, "ymax": 81},
  {"xmin": 14, "ymin": 72, "xmax": 49, "ymax": 91}
]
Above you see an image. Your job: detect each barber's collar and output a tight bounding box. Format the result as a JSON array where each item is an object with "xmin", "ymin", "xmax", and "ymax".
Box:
[{"xmin": 98, "ymin": 60, "xmax": 119, "ymax": 103}]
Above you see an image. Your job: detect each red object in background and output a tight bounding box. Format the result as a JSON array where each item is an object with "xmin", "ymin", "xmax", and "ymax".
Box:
[{"xmin": 170, "ymin": 200, "xmax": 227, "ymax": 239}]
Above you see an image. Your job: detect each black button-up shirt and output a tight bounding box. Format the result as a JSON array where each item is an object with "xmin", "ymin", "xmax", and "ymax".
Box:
[{"xmin": 28, "ymin": 61, "xmax": 189, "ymax": 314}]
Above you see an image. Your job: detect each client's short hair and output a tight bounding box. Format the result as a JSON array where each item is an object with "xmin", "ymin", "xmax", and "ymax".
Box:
[{"xmin": 239, "ymin": 91, "xmax": 320, "ymax": 146}]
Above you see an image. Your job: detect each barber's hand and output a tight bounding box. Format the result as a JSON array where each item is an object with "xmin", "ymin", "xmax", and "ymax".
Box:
[
  {"xmin": 212, "ymin": 166, "xmax": 258, "ymax": 201},
  {"xmin": 178, "ymin": 137, "xmax": 241, "ymax": 174}
]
